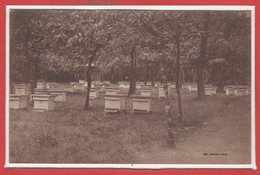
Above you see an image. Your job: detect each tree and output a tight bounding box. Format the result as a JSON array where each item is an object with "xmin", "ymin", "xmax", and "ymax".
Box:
[
  {"xmin": 98, "ymin": 11, "xmax": 157, "ymax": 96},
  {"xmin": 207, "ymin": 11, "xmax": 251, "ymax": 87},
  {"xmin": 133, "ymin": 11, "xmax": 191, "ymax": 146},
  {"xmin": 188, "ymin": 11, "xmax": 251, "ymax": 93},
  {"xmin": 10, "ymin": 10, "xmax": 51, "ymax": 89},
  {"xmin": 156, "ymin": 11, "xmax": 190, "ymax": 123},
  {"xmin": 197, "ymin": 11, "xmax": 210, "ymax": 99},
  {"xmin": 43, "ymin": 10, "xmax": 119, "ymax": 109}
]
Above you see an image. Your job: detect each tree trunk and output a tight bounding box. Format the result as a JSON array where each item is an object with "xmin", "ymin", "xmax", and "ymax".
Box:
[
  {"xmin": 84, "ymin": 60, "xmax": 93, "ymax": 109},
  {"xmin": 171, "ymin": 64, "xmax": 175, "ymax": 84},
  {"xmin": 151, "ymin": 62, "xmax": 155, "ymax": 86},
  {"xmin": 160, "ymin": 57, "xmax": 176, "ymax": 147},
  {"xmin": 197, "ymin": 63, "xmax": 205, "ymax": 99},
  {"xmin": 25, "ymin": 27, "xmax": 34, "ymax": 86},
  {"xmin": 180, "ymin": 66, "xmax": 185, "ymax": 86},
  {"xmin": 197, "ymin": 72, "xmax": 204, "ymax": 96},
  {"xmin": 218, "ymin": 64, "xmax": 225, "ymax": 92},
  {"xmin": 145, "ymin": 61, "xmax": 149, "ymax": 85},
  {"xmin": 231, "ymin": 64, "xmax": 235, "ymax": 85},
  {"xmin": 33, "ymin": 57, "xmax": 39, "ymax": 90},
  {"xmin": 84, "ymin": 45, "xmax": 102, "ymax": 109},
  {"xmin": 84, "ymin": 70, "xmax": 87, "ymax": 81},
  {"xmin": 175, "ymin": 38, "xmax": 183, "ymax": 123},
  {"xmin": 111, "ymin": 66, "xmax": 115, "ymax": 83},
  {"xmin": 128, "ymin": 47, "xmax": 136, "ymax": 96},
  {"xmin": 84, "ymin": 69, "xmax": 92, "ymax": 109},
  {"xmin": 197, "ymin": 11, "xmax": 210, "ymax": 100},
  {"xmin": 161, "ymin": 61, "xmax": 169, "ymax": 102},
  {"xmin": 74, "ymin": 71, "xmax": 77, "ymax": 81},
  {"xmin": 101, "ymin": 70, "xmax": 104, "ymax": 82}
]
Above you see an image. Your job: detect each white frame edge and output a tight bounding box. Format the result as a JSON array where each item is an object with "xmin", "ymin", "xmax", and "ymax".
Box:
[{"xmin": 5, "ymin": 5, "xmax": 256, "ymax": 169}]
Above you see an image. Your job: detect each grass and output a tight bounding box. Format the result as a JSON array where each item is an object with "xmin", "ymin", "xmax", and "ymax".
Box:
[{"xmin": 9, "ymin": 89, "xmax": 251, "ymax": 164}]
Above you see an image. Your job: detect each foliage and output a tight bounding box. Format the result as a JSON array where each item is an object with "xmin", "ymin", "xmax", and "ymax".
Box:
[{"xmin": 10, "ymin": 10, "xmax": 251, "ymax": 85}]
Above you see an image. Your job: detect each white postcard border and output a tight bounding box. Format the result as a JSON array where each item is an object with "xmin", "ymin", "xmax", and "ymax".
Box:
[{"xmin": 5, "ymin": 5, "xmax": 256, "ymax": 169}]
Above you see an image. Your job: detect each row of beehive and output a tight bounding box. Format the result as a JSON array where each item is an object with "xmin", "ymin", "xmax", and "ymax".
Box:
[
  {"xmin": 9, "ymin": 82, "xmax": 170, "ymax": 114},
  {"xmin": 67, "ymin": 80, "xmax": 251, "ymax": 97},
  {"xmin": 10, "ymin": 82, "xmax": 67, "ymax": 111},
  {"xmin": 89, "ymin": 85, "xmax": 167, "ymax": 114},
  {"xmin": 182, "ymin": 84, "xmax": 250, "ymax": 96}
]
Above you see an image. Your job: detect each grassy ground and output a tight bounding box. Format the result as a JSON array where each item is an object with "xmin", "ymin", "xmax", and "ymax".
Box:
[{"xmin": 9, "ymin": 89, "xmax": 251, "ymax": 164}]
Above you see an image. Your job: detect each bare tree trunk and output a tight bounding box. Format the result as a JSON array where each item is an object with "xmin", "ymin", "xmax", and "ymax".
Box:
[
  {"xmin": 161, "ymin": 61, "xmax": 169, "ymax": 102},
  {"xmin": 151, "ymin": 62, "xmax": 155, "ymax": 86},
  {"xmin": 84, "ymin": 45, "xmax": 102, "ymax": 109},
  {"xmin": 180, "ymin": 66, "xmax": 185, "ymax": 86},
  {"xmin": 128, "ymin": 47, "xmax": 136, "ymax": 96},
  {"xmin": 165, "ymin": 103, "xmax": 176, "ymax": 147},
  {"xmin": 84, "ymin": 60, "xmax": 93, "ymax": 109},
  {"xmin": 74, "ymin": 71, "xmax": 77, "ymax": 81},
  {"xmin": 175, "ymin": 38, "xmax": 183, "ymax": 123},
  {"xmin": 33, "ymin": 57, "xmax": 39, "ymax": 90},
  {"xmin": 171, "ymin": 64, "xmax": 175, "ymax": 84},
  {"xmin": 168, "ymin": 62, "xmax": 172, "ymax": 83},
  {"xmin": 84, "ymin": 69, "xmax": 92, "ymax": 109},
  {"xmin": 101, "ymin": 70, "xmax": 104, "ymax": 82},
  {"xmin": 84, "ymin": 70, "xmax": 87, "ymax": 81},
  {"xmin": 197, "ymin": 63, "xmax": 205, "ymax": 99},
  {"xmin": 231, "ymin": 64, "xmax": 235, "ymax": 85},
  {"xmin": 111, "ymin": 66, "xmax": 115, "ymax": 83},
  {"xmin": 197, "ymin": 11, "xmax": 210, "ymax": 99},
  {"xmin": 161, "ymin": 57, "xmax": 175, "ymax": 147},
  {"xmin": 145, "ymin": 61, "xmax": 149, "ymax": 85},
  {"xmin": 25, "ymin": 27, "xmax": 35, "ymax": 88}
]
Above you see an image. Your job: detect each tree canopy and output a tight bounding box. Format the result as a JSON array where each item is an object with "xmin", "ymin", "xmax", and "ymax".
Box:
[{"xmin": 10, "ymin": 9, "xmax": 251, "ymax": 85}]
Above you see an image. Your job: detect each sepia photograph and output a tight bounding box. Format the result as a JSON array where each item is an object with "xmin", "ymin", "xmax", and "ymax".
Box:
[{"xmin": 5, "ymin": 6, "xmax": 255, "ymax": 168}]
